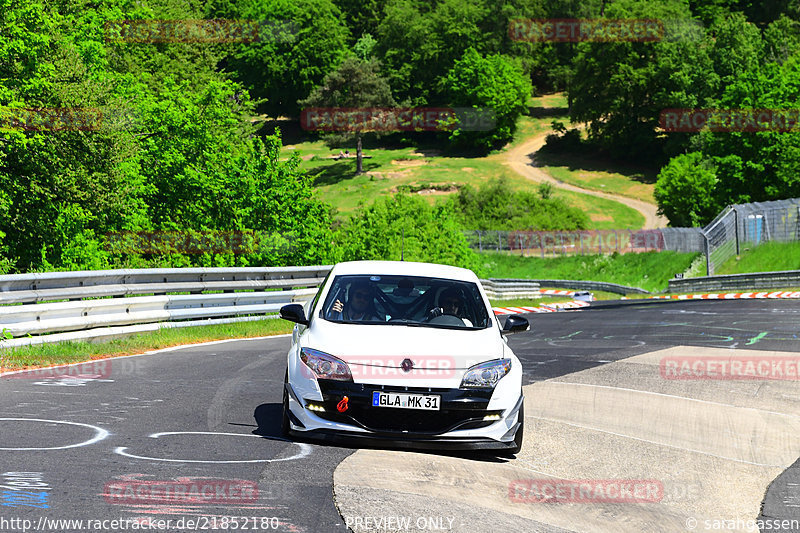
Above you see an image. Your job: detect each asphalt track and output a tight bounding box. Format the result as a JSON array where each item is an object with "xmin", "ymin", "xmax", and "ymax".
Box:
[{"xmin": 0, "ymin": 298, "xmax": 798, "ymax": 533}]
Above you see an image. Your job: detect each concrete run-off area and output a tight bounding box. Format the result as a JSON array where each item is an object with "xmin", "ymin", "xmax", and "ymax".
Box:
[{"xmin": 334, "ymin": 345, "xmax": 800, "ymax": 533}]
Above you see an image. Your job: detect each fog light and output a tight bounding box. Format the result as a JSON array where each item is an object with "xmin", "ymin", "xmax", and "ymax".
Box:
[
  {"xmin": 483, "ymin": 414, "xmax": 501, "ymax": 421},
  {"xmin": 306, "ymin": 403, "xmax": 326, "ymax": 412}
]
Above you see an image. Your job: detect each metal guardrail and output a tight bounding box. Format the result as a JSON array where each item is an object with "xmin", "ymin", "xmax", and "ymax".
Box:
[
  {"xmin": 0, "ymin": 267, "xmax": 331, "ymax": 348},
  {"xmin": 0, "ymin": 267, "xmax": 652, "ymax": 348},
  {"xmin": 480, "ymin": 279, "xmax": 541, "ymax": 299},
  {"xmin": 668, "ymin": 270, "xmax": 800, "ymax": 293},
  {"xmin": 0, "ymin": 291, "xmax": 318, "ymax": 337},
  {"xmin": 0, "ymin": 266, "xmax": 331, "ymax": 304},
  {"xmin": 493, "ymin": 278, "xmax": 650, "ymax": 296}
]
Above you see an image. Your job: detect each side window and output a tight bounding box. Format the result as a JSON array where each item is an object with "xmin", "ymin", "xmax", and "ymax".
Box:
[{"xmin": 308, "ymin": 270, "xmax": 332, "ymax": 323}]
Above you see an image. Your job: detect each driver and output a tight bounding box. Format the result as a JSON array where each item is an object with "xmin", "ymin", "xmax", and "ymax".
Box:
[
  {"xmin": 428, "ymin": 287, "xmax": 473, "ymax": 326},
  {"xmin": 331, "ymin": 281, "xmax": 382, "ymax": 321}
]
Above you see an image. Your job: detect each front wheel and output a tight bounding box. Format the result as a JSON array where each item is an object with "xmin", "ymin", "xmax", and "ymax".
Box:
[
  {"xmin": 507, "ymin": 402, "xmax": 524, "ymax": 455},
  {"xmin": 281, "ymin": 370, "xmax": 290, "ymax": 438}
]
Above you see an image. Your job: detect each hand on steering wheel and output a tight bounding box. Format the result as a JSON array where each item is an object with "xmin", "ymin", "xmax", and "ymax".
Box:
[{"xmin": 425, "ymin": 307, "xmax": 444, "ymax": 321}]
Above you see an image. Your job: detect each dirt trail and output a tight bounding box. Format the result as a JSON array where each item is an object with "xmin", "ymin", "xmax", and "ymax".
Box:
[{"xmin": 502, "ymin": 131, "xmax": 668, "ymax": 230}]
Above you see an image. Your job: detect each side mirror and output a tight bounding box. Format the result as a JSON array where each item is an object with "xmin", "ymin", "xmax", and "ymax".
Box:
[
  {"xmin": 501, "ymin": 314, "xmax": 529, "ymax": 335},
  {"xmin": 280, "ymin": 304, "xmax": 309, "ymax": 326}
]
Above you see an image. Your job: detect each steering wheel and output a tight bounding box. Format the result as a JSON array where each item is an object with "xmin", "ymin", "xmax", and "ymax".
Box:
[{"xmin": 423, "ymin": 308, "xmax": 465, "ymax": 326}]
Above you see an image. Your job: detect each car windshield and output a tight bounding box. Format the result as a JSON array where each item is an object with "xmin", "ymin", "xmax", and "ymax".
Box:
[{"xmin": 319, "ymin": 275, "xmax": 491, "ymax": 329}]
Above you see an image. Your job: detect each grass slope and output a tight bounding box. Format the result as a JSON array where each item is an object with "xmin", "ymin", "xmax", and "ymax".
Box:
[
  {"xmin": 478, "ymin": 250, "xmax": 699, "ymax": 293},
  {"xmin": 279, "ymin": 93, "xmax": 652, "ymax": 230},
  {"xmin": 716, "ymin": 241, "xmax": 800, "ymax": 275},
  {"xmin": 0, "ymin": 319, "xmax": 293, "ymax": 371}
]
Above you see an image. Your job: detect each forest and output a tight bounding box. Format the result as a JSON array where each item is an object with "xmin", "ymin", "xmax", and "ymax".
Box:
[{"xmin": 2, "ymin": 0, "xmax": 799, "ymax": 273}]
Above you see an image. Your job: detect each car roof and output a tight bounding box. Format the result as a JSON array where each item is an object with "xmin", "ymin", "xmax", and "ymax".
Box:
[{"xmin": 329, "ymin": 260, "xmax": 479, "ymax": 282}]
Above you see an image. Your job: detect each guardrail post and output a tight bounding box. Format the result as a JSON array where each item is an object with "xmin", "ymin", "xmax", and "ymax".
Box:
[
  {"xmin": 794, "ymin": 205, "xmax": 800, "ymax": 241},
  {"xmin": 733, "ymin": 208, "xmax": 740, "ymax": 255},
  {"xmin": 703, "ymin": 231, "xmax": 711, "ymax": 276}
]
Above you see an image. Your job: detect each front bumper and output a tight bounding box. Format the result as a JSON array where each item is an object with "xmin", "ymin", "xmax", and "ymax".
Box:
[
  {"xmin": 293, "ymin": 428, "xmax": 519, "ymax": 451},
  {"xmin": 285, "ymin": 380, "xmax": 523, "ymax": 450}
]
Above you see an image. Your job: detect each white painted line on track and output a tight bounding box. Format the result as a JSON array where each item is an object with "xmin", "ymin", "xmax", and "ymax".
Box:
[
  {"xmin": 0, "ymin": 334, "xmax": 292, "ymax": 378},
  {"xmin": 547, "ymin": 380, "xmax": 800, "ymax": 419},
  {"xmin": 0, "ymin": 418, "xmax": 109, "ymax": 450},
  {"xmin": 114, "ymin": 431, "xmax": 312, "ymax": 463},
  {"xmin": 524, "ymin": 414, "xmax": 782, "ymax": 467}
]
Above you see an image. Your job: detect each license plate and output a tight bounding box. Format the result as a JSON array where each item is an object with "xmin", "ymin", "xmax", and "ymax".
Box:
[{"xmin": 372, "ymin": 391, "xmax": 441, "ymax": 411}]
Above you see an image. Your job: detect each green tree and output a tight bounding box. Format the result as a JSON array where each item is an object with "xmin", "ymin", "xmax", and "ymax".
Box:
[
  {"xmin": 570, "ymin": 0, "xmax": 717, "ymax": 157},
  {"xmin": 763, "ymin": 15, "xmax": 800, "ymax": 64},
  {"xmin": 654, "ymin": 152, "xmax": 720, "ymax": 227},
  {"xmin": 376, "ymin": 0, "xmax": 490, "ymax": 105},
  {"xmin": 442, "ymin": 48, "xmax": 531, "ymax": 150},
  {"xmin": 709, "ymin": 12, "xmax": 764, "ymax": 87},
  {"xmin": 333, "ymin": 0, "xmax": 388, "ymax": 40},
  {"xmin": 217, "ymin": 0, "xmax": 351, "ymax": 118},
  {"xmin": 299, "ymin": 56, "xmax": 396, "ymax": 174},
  {"xmin": 333, "ymin": 194, "xmax": 483, "ymax": 273},
  {"xmin": 694, "ymin": 55, "xmax": 800, "ymax": 207}
]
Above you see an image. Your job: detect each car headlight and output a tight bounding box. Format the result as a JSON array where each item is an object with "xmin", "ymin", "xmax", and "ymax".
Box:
[
  {"xmin": 460, "ymin": 358, "xmax": 511, "ymax": 389},
  {"xmin": 300, "ymin": 348, "xmax": 353, "ymax": 381}
]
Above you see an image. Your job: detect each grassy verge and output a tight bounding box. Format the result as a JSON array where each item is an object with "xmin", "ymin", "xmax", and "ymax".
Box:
[
  {"xmin": 551, "ymin": 188, "xmax": 645, "ymax": 229},
  {"xmin": 478, "ymin": 250, "xmax": 699, "ymax": 293},
  {"xmin": 489, "ymin": 292, "xmax": 621, "ymax": 309},
  {"xmin": 0, "ymin": 318, "xmax": 293, "ymax": 372},
  {"xmin": 538, "ymin": 150, "xmax": 658, "ymax": 204},
  {"xmin": 282, "ymin": 93, "xmax": 648, "ymax": 230},
  {"xmin": 716, "ymin": 241, "xmax": 800, "ymax": 275},
  {"xmin": 489, "ymin": 296, "xmax": 574, "ymax": 308}
]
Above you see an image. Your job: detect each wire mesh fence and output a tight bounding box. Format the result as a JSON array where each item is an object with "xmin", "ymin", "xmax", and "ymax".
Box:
[
  {"xmin": 464, "ymin": 197, "xmax": 800, "ymax": 275},
  {"xmin": 704, "ymin": 198, "xmax": 800, "ymax": 274},
  {"xmin": 463, "ymin": 228, "xmax": 704, "ymax": 256}
]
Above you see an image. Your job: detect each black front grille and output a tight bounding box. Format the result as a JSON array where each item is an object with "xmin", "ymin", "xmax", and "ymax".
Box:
[{"xmin": 312, "ymin": 381, "xmax": 496, "ymax": 435}]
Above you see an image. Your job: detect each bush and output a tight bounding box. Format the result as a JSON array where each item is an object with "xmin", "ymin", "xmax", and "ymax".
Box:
[
  {"xmin": 447, "ymin": 177, "xmax": 588, "ymax": 231},
  {"xmin": 442, "ymin": 49, "xmax": 531, "ymax": 151},
  {"xmin": 654, "ymin": 152, "xmax": 721, "ymax": 227},
  {"xmin": 332, "ymin": 194, "xmax": 484, "ymax": 274},
  {"xmin": 543, "ymin": 128, "xmax": 583, "ymax": 153}
]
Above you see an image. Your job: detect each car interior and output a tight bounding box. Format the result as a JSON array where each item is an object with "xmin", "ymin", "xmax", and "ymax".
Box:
[{"xmin": 321, "ymin": 275, "xmax": 490, "ymax": 328}]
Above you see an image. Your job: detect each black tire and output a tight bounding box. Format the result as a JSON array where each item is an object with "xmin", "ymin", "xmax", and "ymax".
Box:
[
  {"xmin": 507, "ymin": 402, "xmax": 524, "ymax": 455},
  {"xmin": 281, "ymin": 369, "xmax": 291, "ymax": 438}
]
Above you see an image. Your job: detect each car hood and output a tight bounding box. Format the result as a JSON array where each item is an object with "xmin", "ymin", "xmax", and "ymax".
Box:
[{"xmin": 305, "ymin": 319, "xmax": 506, "ymax": 371}]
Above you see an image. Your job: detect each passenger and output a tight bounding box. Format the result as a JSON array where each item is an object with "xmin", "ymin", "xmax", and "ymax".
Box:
[{"xmin": 331, "ymin": 281, "xmax": 382, "ymax": 321}]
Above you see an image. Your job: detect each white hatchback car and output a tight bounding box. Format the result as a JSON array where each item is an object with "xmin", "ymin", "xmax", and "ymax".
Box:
[{"xmin": 279, "ymin": 260, "xmax": 528, "ymax": 453}]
